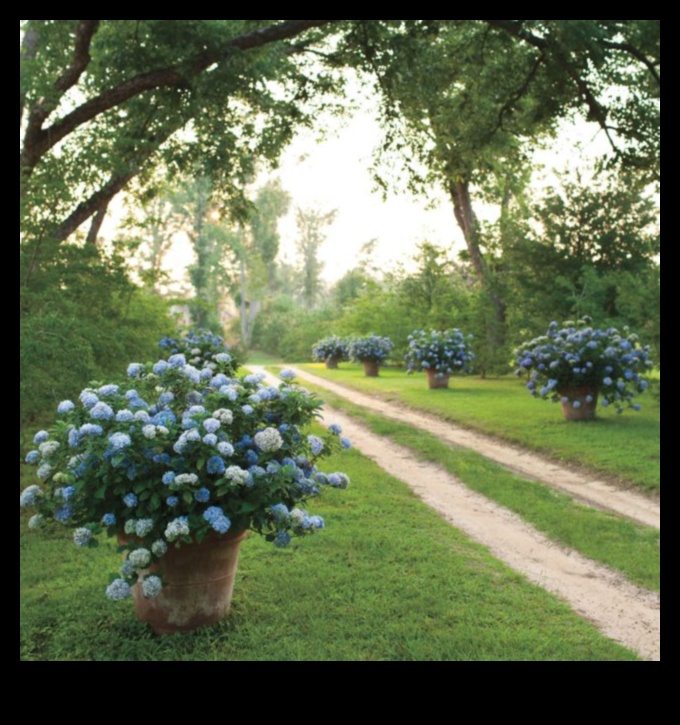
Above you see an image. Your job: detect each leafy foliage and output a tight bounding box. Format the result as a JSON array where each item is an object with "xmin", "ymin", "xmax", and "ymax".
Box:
[{"xmin": 20, "ymin": 241, "xmax": 175, "ymax": 425}]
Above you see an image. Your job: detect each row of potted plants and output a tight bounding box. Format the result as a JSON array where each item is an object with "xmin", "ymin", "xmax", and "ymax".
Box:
[
  {"xmin": 313, "ymin": 330, "xmax": 475, "ymax": 381},
  {"xmin": 312, "ymin": 319, "xmax": 654, "ymax": 417}
]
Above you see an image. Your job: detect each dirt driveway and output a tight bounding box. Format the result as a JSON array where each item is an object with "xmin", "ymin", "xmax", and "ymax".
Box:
[{"xmin": 249, "ymin": 366, "xmax": 661, "ymax": 661}]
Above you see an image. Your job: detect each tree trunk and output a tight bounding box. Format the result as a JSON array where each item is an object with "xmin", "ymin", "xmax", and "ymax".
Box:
[{"xmin": 448, "ymin": 179, "xmax": 506, "ymax": 347}]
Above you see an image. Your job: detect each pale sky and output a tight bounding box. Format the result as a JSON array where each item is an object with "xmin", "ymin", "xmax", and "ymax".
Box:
[
  {"xmin": 108, "ymin": 94, "xmax": 616, "ymax": 290},
  {"xmin": 273, "ymin": 109, "xmax": 465, "ymax": 282}
]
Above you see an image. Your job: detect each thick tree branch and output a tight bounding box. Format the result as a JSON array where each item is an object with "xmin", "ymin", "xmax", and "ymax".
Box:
[
  {"xmin": 53, "ymin": 169, "xmax": 139, "ymax": 243},
  {"xmin": 601, "ymin": 39, "xmax": 660, "ymax": 87},
  {"xmin": 56, "ymin": 20, "xmax": 100, "ymax": 93},
  {"xmin": 21, "ymin": 20, "xmax": 338, "ymax": 173},
  {"xmin": 483, "ymin": 20, "xmax": 548, "ymax": 50},
  {"xmin": 85, "ymin": 201, "xmax": 110, "ymax": 246},
  {"xmin": 22, "ymin": 21, "xmax": 100, "ymax": 162}
]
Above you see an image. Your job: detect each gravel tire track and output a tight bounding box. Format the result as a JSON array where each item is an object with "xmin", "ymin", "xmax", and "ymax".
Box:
[{"xmin": 249, "ymin": 366, "xmax": 661, "ymax": 661}]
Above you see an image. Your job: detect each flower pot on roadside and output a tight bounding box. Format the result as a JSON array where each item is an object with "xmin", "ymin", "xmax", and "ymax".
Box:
[
  {"xmin": 558, "ymin": 387, "xmax": 599, "ymax": 421},
  {"xmin": 129, "ymin": 530, "xmax": 248, "ymax": 634},
  {"xmin": 325, "ymin": 356, "xmax": 339, "ymax": 369},
  {"xmin": 426, "ymin": 369, "xmax": 450, "ymax": 389},
  {"xmin": 362, "ymin": 360, "xmax": 380, "ymax": 377}
]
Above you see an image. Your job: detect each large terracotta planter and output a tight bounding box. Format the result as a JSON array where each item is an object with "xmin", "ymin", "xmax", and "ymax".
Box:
[
  {"xmin": 362, "ymin": 360, "xmax": 380, "ymax": 377},
  {"xmin": 325, "ymin": 356, "xmax": 339, "ymax": 369},
  {"xmin": 426, "ymin": 369, "xmax": 450, "ymax": 389},
  {"xmin": 129, "ymin": 530, "xmax": 248, "ymax": 634},
  {"xmin": 558, "ymin": 387, "xmax": 599, "ymax": 421}
]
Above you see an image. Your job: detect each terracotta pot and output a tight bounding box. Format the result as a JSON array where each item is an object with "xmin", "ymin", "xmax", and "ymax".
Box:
[
  {"xmin": 362, "ymin": 360, "xmax": 380, "ymax": 377},
  {"xmin": 558, "ymin": 387, "xmax": 599, "ymax": 421},
  {"xmin": 128, "ymin": 530, "xmax": 248, "ymax": 634},
  {"xmin": 325, "ymin": 356, "xmax": 339, "ymax": 369},
  {"xmin": 426, "ymin": 369, "xmax": 450, "ymax": 389}
]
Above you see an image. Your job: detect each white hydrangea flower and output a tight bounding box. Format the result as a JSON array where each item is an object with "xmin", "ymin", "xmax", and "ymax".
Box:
[{"xmin": 254, "ymin": 427, "xmax": 284, "ymax": 453}]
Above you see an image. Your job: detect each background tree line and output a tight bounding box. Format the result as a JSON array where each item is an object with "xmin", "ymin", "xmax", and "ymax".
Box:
[{"xmin": 20, "ymin": 20, "xmax": 660, "ymax": 423}]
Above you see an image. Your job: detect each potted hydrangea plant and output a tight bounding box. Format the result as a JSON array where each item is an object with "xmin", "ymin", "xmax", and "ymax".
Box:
[
  {"xmin": 405, "ymin": 329, "xmax": 475, "ymax": 389},
  {"xmin": 20, "ymin": 346, "xmax": 351, "ymax": 633},
  {"xmin": 348, "ymin": 335, "xmax": 394, "ymax": 377},
  {"xmin": 312, "ymin": 335, "xmax": 349, "ymax": 369},
  {"xmin": 513, "ymin": 318, "xmax": 653, "ymax": 420}
]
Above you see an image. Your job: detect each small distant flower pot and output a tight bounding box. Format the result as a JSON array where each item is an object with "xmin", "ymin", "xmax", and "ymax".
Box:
[
  {"xmin": 558, "ymin": 387, "xmax": 599, "ymax": 421},
  {"xmin": 128, "ymin": 529, "xmax": 248, "ymax": 634},
  {"xmin": 362, "ymin": 361, "xmax": 380, "ymax": 377},
  {"xmin": 426, "ymin": 369, "xmax": 450, "ymax": 389},
  {"xmin": 325, "ymin": 356, "xmax": 340, "ymax": 370}
]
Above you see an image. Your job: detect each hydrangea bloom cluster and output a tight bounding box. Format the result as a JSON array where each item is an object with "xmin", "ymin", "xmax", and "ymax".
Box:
[
  {"xmin": 158, "ymin": 328, "xmax": 239, "ymax": 373},
  {"xmin": 404, "ymin": 329, "xmax": 475, "ymax": 375},
  {"xmin": 348, "ymin": 335, "xmax": 394, "ymax": 363},
  {"xmin": 21, "ymin": 338, "xmax": 351, "ymax": 602},
  {"xmin": 513, "ymin": 318, "xmax": 653, "ymax": 413},
  {"xmin": 312, "ymin": 336, "xmax": 349, "ymax": 363}
]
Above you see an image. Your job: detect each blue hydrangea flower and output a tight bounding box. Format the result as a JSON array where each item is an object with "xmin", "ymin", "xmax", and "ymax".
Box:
[
  {"xmin": 25, "ymin": 450, "xmax": 40, "ymax": 464},
  {"xmin": 106, "ymin": 579, "xmax": 132, "ymax": 600},
  {"xmin": 123, "ymin": 492, "xmax": 138, "ymax": 508},
  {"xmin": 36, "ymin": 462, "xmax": 52, "ymax": 480},
  {"xmin": 33, "ymin": 430, "xmax": 49, "ymax": 444},
  {"xmin": 20, "ymin": 485, "xmax": 42, "ymax": 508},
  {"xmin": 167, "ymin": 353, "xmax": 186, "ymax": 368},
  {"xmin": 54, "ymin": 504, "xmax": 73, "ymax": 522},
  {"xmin": 328, "ymin": 423, "xmax": 342, "ymax": 435},
  {"xmin": 61, "ymin": 485, "xmax": 76, "ymax": 500},
  {"xmin": 162, "ymin": 471, "xmax": 176, "ymax": 486},
  {"xmin": 202, "ymin": 506, "xmax": 231, "ymax": 533},
  {"xmin": 241, "ymin": 405, "xmax": 254, "ymax": 415},
  {"xmin": 273, "ymin": 530, "xmax": 291, "ymax": 548},
  {"xmin": 79, "ymin": 423, "xmax": 103, "ymax": 437},
  {"xmin": 279, "ymin": 369, "xmax": 296, "ymax": 381},
  {"xmin": 57, "ymin": 400, "xmax": 75, "ymax": 414},
  {"xmin": 203, "ymin": 418, "xmax": 221, "ymax": 433},
  {"xmin": 182, "ymin": 365, "xmax": 201, "ymax": 384},
  {"xmin": 98, "ymin": 384, "xmax": 120, "ymax": 397},
  {"xmin": 73, "ymin": 527, "xmax": 92, "ymax": 547},
  {"xmin": 109, "ymin": 432, "xmax": 132, "ymax": 451},
  {"xmin": 127, "ymin": 363, "xmax": 144, "ymax": 377},
  {"xmin": 206, "ymin": 456, "xmax": 226, "ymax": 475},
  {"xmin": 166, "ymin": 495, "xmax": 179, "ymax": 507},
  {"xmin": 307, "ymin": 435, "xmax": 324, "ymax": 456},
  {"xmin": 153, "ymin": 360, "xmax": 169, "ymax": 374},
  {"xmin": 142, "ymin": 575, "xmax": 163, "ymax": 598},
  {"xmin": 101, "ymin": 513, "xmax": 117, "ymax": 526},
  {"xmin": 340, "ymin": 437, "xmax": 352, "ymax": 449},
  {"xmin": 194, "ymin": 487, "xmax": 211, "ymax": 503},
  {"xmin": 79, "ymin": 391, "xmax": 99, "ymax": 408},
  {"xmin": 67, "ymin": 427, "xmax": 81, "ymax": 447}
]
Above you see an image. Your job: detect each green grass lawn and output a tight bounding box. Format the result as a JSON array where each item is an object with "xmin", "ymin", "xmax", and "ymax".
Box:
[
  {"xmin": 294, "ymin": 363, "xmax": 660, "ymax": 494},
  {"xmin": 20, "ymin": 443, "xmax": 642, "ymax": 661}
]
